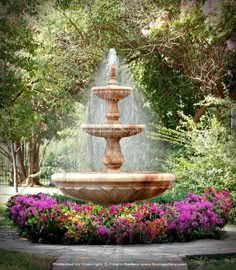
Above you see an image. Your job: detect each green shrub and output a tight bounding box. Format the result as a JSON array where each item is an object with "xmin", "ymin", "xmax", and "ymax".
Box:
[
  {"xmin": 150, "ymin": 112, "xmax": 236, "ymax": 223},
  {"xmin": 49, "ymin": 193, "xmax": 85, "ymax": 204}
]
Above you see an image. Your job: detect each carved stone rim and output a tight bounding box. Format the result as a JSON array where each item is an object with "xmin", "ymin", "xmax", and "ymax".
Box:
[
  {"xmin": 81, "ymin": 124, "xmax": 146, "ymax": 129},
  {"xmin": 92, "ymin": 85, "xmax": 133, "ymax": 91},
  {"xmin": 52, "ymin": 171, "xmax": 176, "ymax": 184}
]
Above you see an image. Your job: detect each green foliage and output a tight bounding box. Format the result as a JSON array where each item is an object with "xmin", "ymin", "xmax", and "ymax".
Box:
[
  {"xmin": 132, "ymin": 57, "xmax": 200, "ymax": 127},
  {"xmin": 40, "ymin": 102, "xmax": 89, "ymax": 181},
  {"xmin": 150, "ymin": 111, "xmax": 236, "ymax": 212},
  {"xmin": 131, "ymin": 0, "xmax": 236, "ymax": 126},
  {"xmin": 0, "ymin": 0, "xmax": 38, "ymax": 108},
  {"xmin": 0, "ymin": 0, "xmax": 235, "ymax": 191},
  {"xmin": 0, "ymin": 204, "xmax": 13, "ymax": 226},
  {"xmin": 49, "ymin": 193, "xmax": 85, "ymax": 204}
]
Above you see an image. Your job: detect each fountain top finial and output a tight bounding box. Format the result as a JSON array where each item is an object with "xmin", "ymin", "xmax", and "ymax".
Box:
[{"xmin": 108, "ymin": 64, "xmax": 117, "ymax": 85}]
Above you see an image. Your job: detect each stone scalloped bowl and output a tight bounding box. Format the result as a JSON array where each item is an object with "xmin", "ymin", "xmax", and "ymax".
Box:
[
  {"xmin": 92, "ymin": 85, "xmax": 132, "ymax": 100},
  {"xmin": 81, "ymin": 124, "xmax": 145, "ymax": 138},
  {"xmin": 51, "ymin": 171, "xmax": 176, "ymax": 205}
]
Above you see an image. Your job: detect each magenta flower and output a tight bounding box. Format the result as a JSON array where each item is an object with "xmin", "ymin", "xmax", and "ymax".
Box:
[
  {"xmin": 97, "ymin": 225, "xmax": 109, "ymax": 236},
  {"xmin": 7, "ymin": 188, "xmax": 232, "ymax": 244},
  {"xmin": 73, "ymin": 203, "xmax": 80, "ymax": 211}
]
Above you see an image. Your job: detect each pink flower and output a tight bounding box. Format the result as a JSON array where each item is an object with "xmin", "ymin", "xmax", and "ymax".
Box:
[
  {"xmin": 226, "ymin": 39, "xmax": 236, "ymax": 51},
  {"xmin": 73, "ymin": 203, "xmax": 80, "ymax": 211},
  {"xmin": 202, "ymin": 0, "xmax": 220, "ymax": 16},
  {"xmin": 149, "ymin": 21, "xmax": 158, "ymax": 28},
  {"xmin": 180, "ymin": 0, "xmax": 197, "ymax": 11},
  {"xmin": 141, "ymin": 28, "xmax": 150, "ymax": 38},
  {"xmin": 169, "ymin": 222, "xmax": 176, "ymax": 230},
  {"xmin": 109, "ymin": 205, "xmax": 119, "ymax": 214},
  {"xmin": 97, "ymin": 225, "xmax": 109, "ymax": 235},
  {"xmin": 162, "ymin": 11, "xmax": 169, "ymax": 21},
  {"xmin": 150, "ymin": 204, "xmax": 158, "ymax": 213},
  {"xmin": 192, "ymin": 221, "xmax": 198, "ymax": 228}
]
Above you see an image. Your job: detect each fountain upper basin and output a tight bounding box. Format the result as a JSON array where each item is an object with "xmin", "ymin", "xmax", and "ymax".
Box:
[
  {"xmin": 51, "ymin": 171, "xmax": 176, "ymax": 205},
  {"xmin": 92, "ymin": 85, "xmax": 132, "ymax": 100},
  {"xmin": 81, "ymin": 124, "xmax": 145, "ymax": 138}
]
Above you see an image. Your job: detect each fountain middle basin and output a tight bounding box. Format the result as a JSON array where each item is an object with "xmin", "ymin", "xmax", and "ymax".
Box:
[
  {"xmin": 81, "ymin": 124, "xmax": 145, "ymax": 138},
  {"xmin": 51, "ymin": 171, "xmax": 175, "ymax": 205}
]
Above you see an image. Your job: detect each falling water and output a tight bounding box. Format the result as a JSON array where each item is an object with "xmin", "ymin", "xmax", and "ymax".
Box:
[{"xmin": 85, "ymin": 49, "xmax": 158, "ymax": 171}]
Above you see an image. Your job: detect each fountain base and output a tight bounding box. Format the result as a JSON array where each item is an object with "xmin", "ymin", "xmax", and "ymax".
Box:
[{"xmin": 51, "ymin": 172, "xmax": 176, "ymax": 205}]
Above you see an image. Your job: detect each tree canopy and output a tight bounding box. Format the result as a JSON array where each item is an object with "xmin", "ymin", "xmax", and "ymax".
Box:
[{"xmin": 0, "ymin": 0, "xmax": 235, "ymax": 187}]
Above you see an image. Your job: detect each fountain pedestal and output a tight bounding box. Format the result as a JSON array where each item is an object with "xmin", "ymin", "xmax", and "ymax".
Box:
[
  {"xmin": 103, "ymin": 137, "xmax": 124, "ymax": 171},
  {"xmin": 52, "ymin": 52, "xmax": 176, "ymax": 205}
]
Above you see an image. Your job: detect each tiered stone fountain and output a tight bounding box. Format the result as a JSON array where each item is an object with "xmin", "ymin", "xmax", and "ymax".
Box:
[{"xmin": 52, "ymin": 50, "xmax": 176, "ymax": 205}]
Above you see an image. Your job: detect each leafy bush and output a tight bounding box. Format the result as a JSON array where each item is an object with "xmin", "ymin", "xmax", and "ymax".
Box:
[
  {"xmin": 7, "ymin": 187, "xmax": 232, "ymax": 244},
  {"xmin": 150, "ymin": 113, "xmax": 236, "ymax": 223},
  {"xmin": 49, "ymin": 193, "xmax": 85, "ymax": 204}
]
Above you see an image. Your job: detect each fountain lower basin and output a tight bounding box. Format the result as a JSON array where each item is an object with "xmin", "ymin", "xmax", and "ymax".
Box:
[{"xmin": 51, "ymin": 171, "xmax": 176, "ymax": 205}]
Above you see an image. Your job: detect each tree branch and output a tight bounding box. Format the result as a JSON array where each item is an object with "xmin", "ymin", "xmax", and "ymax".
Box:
[
  {"xmin": 39, "ymin": 138, "xmax": 53, "ymax": 168},
  {"xmin": 193, "ymin": 105, "xmax": 208, "ymax": 123},
  {"xmin": 55, "ymin": 7, "xmax": 86, "ymax": 43}
]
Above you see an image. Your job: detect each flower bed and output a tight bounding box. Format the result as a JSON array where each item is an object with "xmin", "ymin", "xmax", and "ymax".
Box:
[{"xmin": 7, "ymin": 187, "xmax": 232, "ymax": 244}]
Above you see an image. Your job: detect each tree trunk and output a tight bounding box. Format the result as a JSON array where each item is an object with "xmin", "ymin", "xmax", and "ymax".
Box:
[
  {"xmin": 193, "ymin": 105, "xmax": 208, "ymax": 123},
  {"xmin": 15, "ymin": 141, "xmax": 27, "ymax": 183},
  {"xmin": 11, "ymin": 143, "xmax": 18, "ymax": 193},
  {"xmin": 27, "ymin": 135, "xmax": 41, "ymax": 186}
]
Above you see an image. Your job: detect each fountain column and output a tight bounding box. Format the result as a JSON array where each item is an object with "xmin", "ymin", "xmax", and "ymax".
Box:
[{"xmin": 103, "ymin": 64, "xmax": 123, "ymax": 171}]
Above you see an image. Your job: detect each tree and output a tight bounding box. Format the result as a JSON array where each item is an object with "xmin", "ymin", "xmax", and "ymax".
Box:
[
  {"xmin": 0, "ymin": 0, "xmax": 81, "ymax": 186},
  {"xmin": 131, "ymin": 0, "xmax": 236, "ymax": 125},
  {"xmin": 53, "ymin": 0, "xmax": 236, "ymax": 126},
  {"xmin": 1, "ymin": 0, "xmax": 235, "ymax": 186},
  {"xmin": 0, "ymin": 0, "xmax": 39, "ymax": 187}
]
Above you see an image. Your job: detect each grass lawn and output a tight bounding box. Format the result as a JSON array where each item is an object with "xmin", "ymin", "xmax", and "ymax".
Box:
[
  {"xmin": 0, "ymin": 250, "xmax": 56, "ymax": 270},
  {"xmin": 185, "ymin": 255, "xmax": 236, "ymax": 270}
]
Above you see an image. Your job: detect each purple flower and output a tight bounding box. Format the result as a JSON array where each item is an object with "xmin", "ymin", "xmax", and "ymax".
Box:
[
  {"xmin": 169, "ymin": 222, "xmax": 176, "ymax": 230},
  {"xmin": 179, "ymin": 212, "xmax": 190, "ymax": 222},
  {"xmin": 109, "ymin": 205, "xmax": 119, "ymax": 214},
  {"xmin": 150, "ymin": 204, "xmax": 158, "ymax": 213},
  {"xmin": 191, "ymin": 222, "xmax": 198, "ymax": 228},
  {"xmin": 97, "ymin": 225, "xmax": 109, "ymax": 236},
  {"xmin": 73, "ymin": 203, "xmax": 80, "ymax": 211},
  {"xmin": 186, "ymin": 193, "xmax": 201, "ymax": 202},
  {"xmin": 7, "ymin": 189, "xmax": 232, "ymax": 244},
  {"xmin": 63, "ymin": 200, "xmax": 71, "ymax": 207}
]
